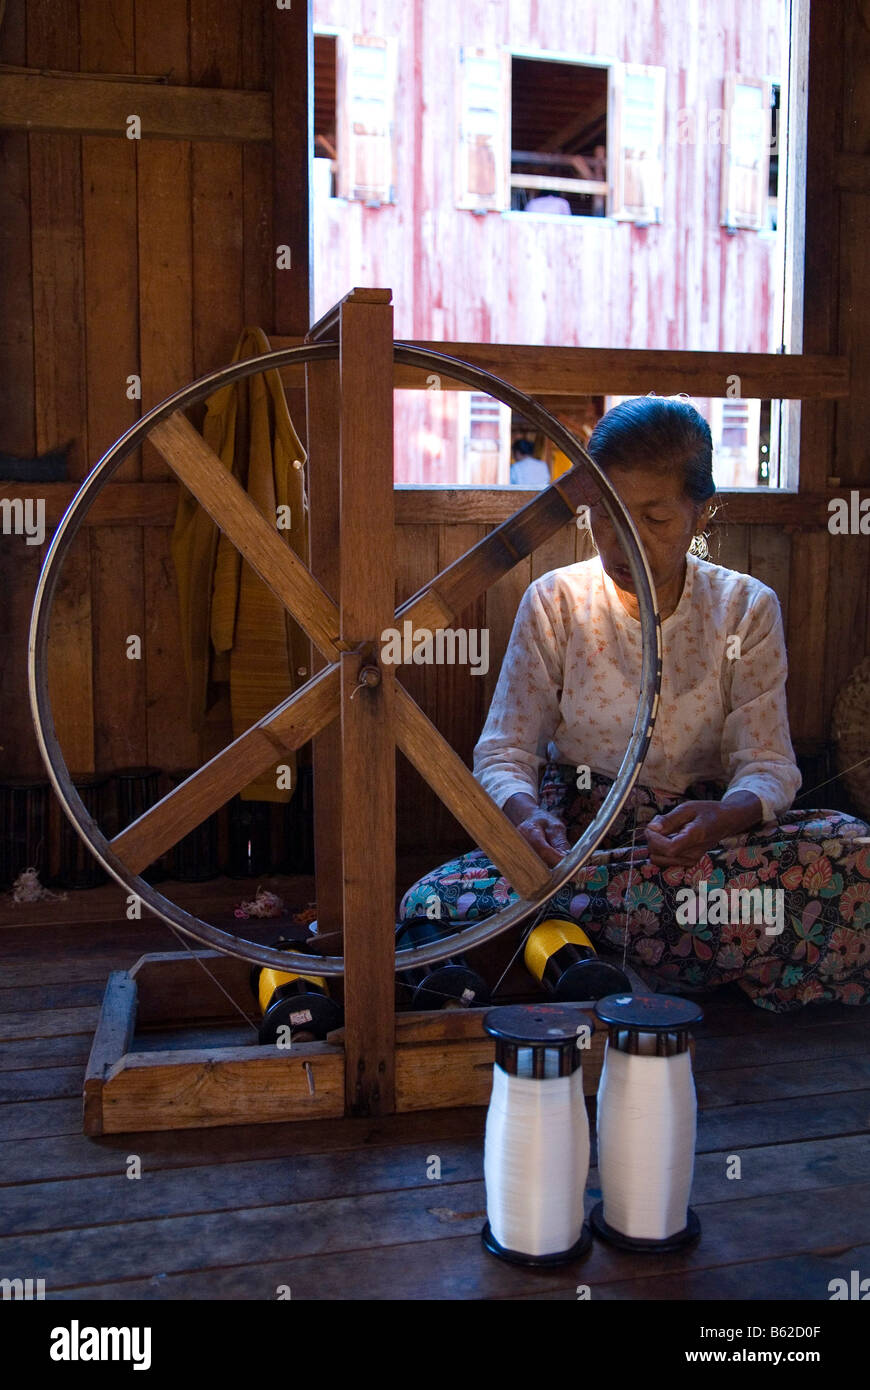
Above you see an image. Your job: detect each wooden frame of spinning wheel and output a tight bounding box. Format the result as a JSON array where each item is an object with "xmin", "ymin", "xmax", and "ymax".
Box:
[{"xmin": 33, "ymin": 288, "xmax": 661, "ymax": 1135}]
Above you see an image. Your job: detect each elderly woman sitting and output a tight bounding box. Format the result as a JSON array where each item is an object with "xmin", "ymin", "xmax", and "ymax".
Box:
[{"xmin": 400, "ymin": 397, "xmax": 870, "ymax": 1012}]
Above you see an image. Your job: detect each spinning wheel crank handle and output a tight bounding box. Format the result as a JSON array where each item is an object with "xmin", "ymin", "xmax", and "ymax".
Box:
[
  {"xmin": 395, "ymin": 921, "xmax": 490, "ymax": 1010},
  {"xmin": 251, "ymin": 938, "xmax": 344, "ymax": 1043}
]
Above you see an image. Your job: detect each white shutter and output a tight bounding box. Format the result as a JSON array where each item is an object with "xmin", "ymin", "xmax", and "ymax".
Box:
[
  {"xmin": 712, "ymin": 397, "xmax": 761, "ymax": 487},
  {"xmin": 456, "ymin": 46, "xmax": 510, "ymax": 211},
  {"xmin": 336, "ymin": 34, "xmax": 397, "ymax": 203},
  {"xmin": 720, "ymin": 75, "xmax": 771, "ymax": 230},
  {"xmin": 458, "ymin": 393, "xmax": 511, "ymax": 483},
  {"xmin": 610, "ymin": 63, "xmax": 666, "ymax": 222}
]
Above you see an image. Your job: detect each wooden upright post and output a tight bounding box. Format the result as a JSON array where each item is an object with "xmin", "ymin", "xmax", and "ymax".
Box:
[
  {"xmin": 337, "ymin": 289, "xmax": 396, "ymax": 1115},
  {"xmin": 305, "ymin": 354, "xmax": 344, "ymax": 935}
]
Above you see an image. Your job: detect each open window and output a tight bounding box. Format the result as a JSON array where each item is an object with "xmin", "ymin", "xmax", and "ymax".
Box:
[
  {"xmin": 314, "ymin": 33, "xmax": 338, "ymax": 198},
  {"xmin": 457, "ymin": 50, "xmax": 666, "ymax": 222},
  {"xmin": 510, "ymin": 57, "xmax": 609, "ymax": 217},
  {"xmin": 721, "ymin": 74, "xmax": 772, "ymax": 230}
]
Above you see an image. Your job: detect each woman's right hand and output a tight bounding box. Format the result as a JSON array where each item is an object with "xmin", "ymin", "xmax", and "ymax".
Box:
[{"xmin": 504, "ymin": 793, "xmax": 571, "ymax": 867}]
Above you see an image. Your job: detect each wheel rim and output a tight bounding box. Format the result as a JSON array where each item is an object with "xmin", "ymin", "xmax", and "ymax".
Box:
[{"xmin": 28, "ymin": 341, "xmax": 662, "ymax": 976}]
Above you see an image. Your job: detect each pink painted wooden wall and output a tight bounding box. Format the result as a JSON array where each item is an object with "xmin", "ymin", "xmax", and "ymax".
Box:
[{"xmin": 312, "ymin": 0, "xmax": 785, "ymax": 482}]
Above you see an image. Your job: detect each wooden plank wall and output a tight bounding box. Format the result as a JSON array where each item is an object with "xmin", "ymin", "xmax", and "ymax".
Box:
[{"xmin": 0, "ymin": 0, "xmax": 272, "ymax": 782}]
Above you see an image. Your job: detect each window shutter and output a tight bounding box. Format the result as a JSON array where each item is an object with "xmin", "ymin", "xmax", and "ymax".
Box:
[
  {"xmin": 720, "ymin": 75, "xmax": 771, "ymax": 230},
  {"xmin": 456, "ymin": 46, "xmax": 509, "ymax": 211},
  {"xmin": 336, "ymin": 34, "xmax": 397, "ymax": 203},
  {"xmin": 712, "ymin": 397, "xmax": 761, "ymax": 487},
  {"xmin": 610, "ymin": 63, "xmax": 666, "ymax": 222},
  {"xmin": 458, "ymin": 393, "xmax": 511, "ymax": 483}
]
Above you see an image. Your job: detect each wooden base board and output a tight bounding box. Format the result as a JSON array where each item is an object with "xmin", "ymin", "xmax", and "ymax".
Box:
[{"xmin": 82, "ymin": 949, "xmax": 608, "ymax": 1135}]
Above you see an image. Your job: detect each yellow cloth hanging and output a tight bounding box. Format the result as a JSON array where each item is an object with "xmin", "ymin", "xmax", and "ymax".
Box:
[{"xmin": 171, "ymin": 327, "xmax": 309, "ymax": 802}]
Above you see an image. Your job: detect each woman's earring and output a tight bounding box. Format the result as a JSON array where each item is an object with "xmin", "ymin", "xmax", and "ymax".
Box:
[{"xmin": 689, "ymin": 532, "xmax": 709, "ymax": 559}]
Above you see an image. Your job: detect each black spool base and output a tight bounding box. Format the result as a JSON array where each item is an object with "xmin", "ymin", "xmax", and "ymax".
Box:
[
  {"xmin": 589, "ymin": 1201, "xmax": 701, "ymax": 1252},
  {"xmin": 481, "ymin": 1220, "xmax": 592, "ymax": 1266}
]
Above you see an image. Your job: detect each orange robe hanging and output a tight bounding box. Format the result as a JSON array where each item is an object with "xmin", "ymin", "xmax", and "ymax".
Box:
[{"xmin": 172, "ymin": 327, "xmax": 309, "ymax": 802}]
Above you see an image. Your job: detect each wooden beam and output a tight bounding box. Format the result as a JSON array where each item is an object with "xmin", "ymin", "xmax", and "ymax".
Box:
[
  {"xmin": 148, "ymin": 411, "xmax": 342, "ymax": 660},
  {"xmin": 0, "ymin": 72, "xmax": 271, "ymax": 141},
  {"xmin": 541, "ymin": 98, "xmax": 608, "ymax": 154},
  {"xmin": 395, "ymin": 1038, "xmax": 494, "ymax": 1111},
  {"xmin": 392, "ymin": 487, "xmax": 840, "ymax": 528},
  {"xmin": 270, "ymin": 338, "xmax": 850, "ymax": 399},
  {"xmin": 338, "ymin": 291, "xmax": 397, "ymax": 1117},
  {"xmin": 509, "ymin": 173, "xmax": 607, "ymax": 195},
  {"xmin": 0, "ymin": 480, "xmax": 844, "ymax": 534},
  {"xmin": 98, "ymin": 1043, "xmax": 345, "ymax": 1133},
  {"xmin": 306, "ymin": 355, "xmax": 344, "ymax": 935},
  {"xmin": 130, "ymin": 951, "xmax": 254, "ymax": 1026},
  {"xmin": 397, "ymin": 469, "xmax": 597, "ymax": 630},
  {"xmin": 272, "ymin": 0, "xmax": 312, "ymax": 335},
  {"xmin": 394, "ymin": 684, "xmax": 551, "ymax": 902},
  {"xmin": 111, "ymin": 666, "xmax": 340, "ymax": 874},
  {"xmin": 835, "ymin": 152, "xmax": 870, "ymax": 194}
]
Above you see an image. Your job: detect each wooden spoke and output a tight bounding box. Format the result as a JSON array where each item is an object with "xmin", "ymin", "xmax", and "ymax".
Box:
[
  {"xmin": 111, "ymin": 666, "xmax": 340, "ymax": 874},
  {"xmin": 397, "ymin": 465, "xmax": 600, "ymax": 633},
  {"xmin": 149, "ymin": 411, "xmax": 342, "ymax": 661},
  {"xmin": 394, "ymin": 683, "xmax": 551, "ymax": 902}
]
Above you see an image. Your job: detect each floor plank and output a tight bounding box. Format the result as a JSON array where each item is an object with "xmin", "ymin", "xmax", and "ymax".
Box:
[
  {"xmin": 3, "ymin": 1132, "xmax": 866, "ymax": 1239},
  {"xmin": 20, "ymin": 1180, "xmax": 870, "ymax": 1298}
]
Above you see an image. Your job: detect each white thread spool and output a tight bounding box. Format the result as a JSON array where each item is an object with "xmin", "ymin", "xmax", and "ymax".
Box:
[
  {"xmin": 481, "ymin": 1004, "xmax": 592, "ymax": 1265},
  {"xmin": 591, "ymin": 993, "xmax": 703, "ymax": 1251}
]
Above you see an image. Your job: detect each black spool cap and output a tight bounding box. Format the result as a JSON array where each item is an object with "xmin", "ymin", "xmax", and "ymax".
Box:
[
  {"xmin": 482, "ymin": 1220, "xmax": 592, "ymax": 1267},
  {"xmin": 594, "ymin": 992, "xmax": 704, "ymax": 1031},
  {"xmin": 550, "ymin": 958, "xmax": 632, "ymax": 1002},
  {"xmin": 395, "ymin": 918, "xmax": 458, "ymax": 950},
  {"xmin": 483, "ymin": 1003, "xmax": 591, "ymax": 1046},
  {"xmin": 589, "ymin": 1201, "xmax": 701, "ymax": 1253},
  {"xmin": 259, "ymin": 987, "xmax": 343, "ymax": 1044},
  {"xmin": 409, "ymin": 961, "xmax": 490, "ymax": 1011}
]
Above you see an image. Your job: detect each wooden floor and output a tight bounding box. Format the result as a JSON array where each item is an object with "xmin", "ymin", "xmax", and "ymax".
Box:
[{"xmin": 1, "ymin": 877, "xmax": 869, "ymax": 1301}]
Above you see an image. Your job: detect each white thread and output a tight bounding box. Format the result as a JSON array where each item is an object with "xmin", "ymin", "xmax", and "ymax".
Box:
[
  {"xmin": 596, "ymin": 1037, "xmax": 697, "ymax": 1241},
  {"xmin": 484, "ymin": 1052, "xmax": 590, "ymax": 1257}
]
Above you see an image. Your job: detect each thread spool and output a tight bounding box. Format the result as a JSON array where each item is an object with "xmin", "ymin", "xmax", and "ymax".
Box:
[
  {"xmin": 524, "ymin": 914, "xmax": 632, "ymax": 1001},
  {"xmin": 481, "ymin": 1003, "xmax": 592, "ymax": 1265},
  {"xmin": 591, "ymin": 993, "xmax": 704, "ymax": 1251},
  {"xmin": 395, "ymin": 921, "xmax": 490, "ymax": 1010},
  {"xmin": 250, "ymin": 939, "xmax": 343, "ymax": 1044}
]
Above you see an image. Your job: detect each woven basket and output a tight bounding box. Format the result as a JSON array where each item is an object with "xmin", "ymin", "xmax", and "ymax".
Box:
[{"xmin": 832, "ymin": 657, "xmax": 870, "ymax": 820}]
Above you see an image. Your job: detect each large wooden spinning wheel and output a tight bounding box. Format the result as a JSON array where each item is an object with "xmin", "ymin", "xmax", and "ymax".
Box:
[{"xmin": 29, "ymin": 289, "xmax": 661, "ymax": 1117}]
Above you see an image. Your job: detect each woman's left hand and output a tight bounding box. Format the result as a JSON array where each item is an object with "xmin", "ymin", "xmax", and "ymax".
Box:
[{"xmin": 641, "ymin": 795, "xmax": 761, "ymax": 868}]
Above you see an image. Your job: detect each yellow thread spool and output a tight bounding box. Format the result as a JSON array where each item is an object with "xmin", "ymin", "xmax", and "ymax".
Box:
[
  {"xmin": 525, "ymin": 916, "xmax": 631, "ymax": 1002},
  {"xmin": 257, "ymin": 966, "xmax": 327, "ymax": 1016},
  {"xmin": 251, "ymin": 955, "xmax": 342, "ymax": 1043}
]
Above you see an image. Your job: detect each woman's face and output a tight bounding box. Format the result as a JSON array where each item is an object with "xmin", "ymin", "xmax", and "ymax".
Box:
[{"xmin": 588, "ymin": 465, "xmax": 704, "ymax": 599}]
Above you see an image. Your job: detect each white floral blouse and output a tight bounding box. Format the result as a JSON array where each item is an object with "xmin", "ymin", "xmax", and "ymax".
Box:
[{"xmin": 473, "ymin": 554, "xmax": 802, "ymax": 825}]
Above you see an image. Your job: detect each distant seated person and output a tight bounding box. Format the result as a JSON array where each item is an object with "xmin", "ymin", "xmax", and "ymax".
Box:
[
  {"xmin": 523, "ymin": 193, "xmax": 572, "ymax": 216},
  {"xmin": 510, "ymin": 438, "xmax": 551, "ymax": 488}
]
